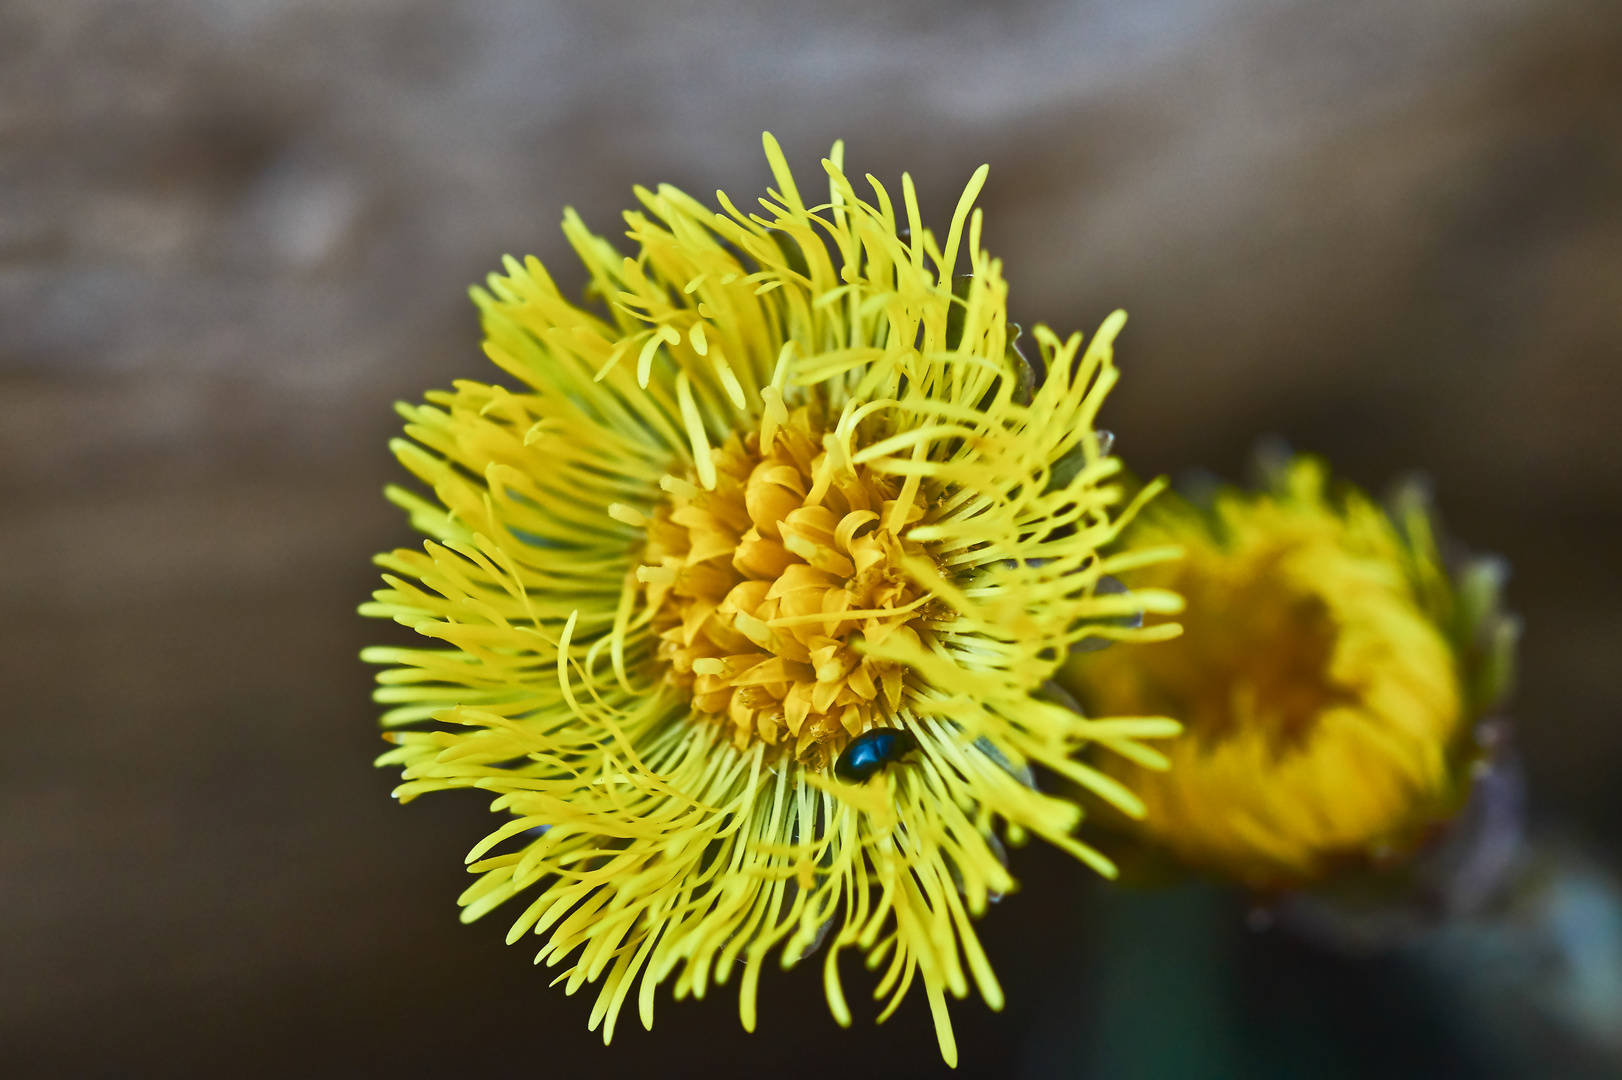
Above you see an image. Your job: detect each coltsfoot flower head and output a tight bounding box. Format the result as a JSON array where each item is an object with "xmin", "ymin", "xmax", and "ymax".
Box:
[
  {"xmin": 1057, "ymin": 450, "xmax": 1519, "ymax": 890},
  {"xmin": 361, "ymin": 134, "xmax": 1181, "ymax": 1064}
]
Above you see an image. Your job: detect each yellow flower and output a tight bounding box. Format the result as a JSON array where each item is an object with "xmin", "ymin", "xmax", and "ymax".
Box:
[
  {"xmin": 361, "ymin": 133, "xmax": 1181, "ymax": 1064},
  {"xmin": 1057, "ymin": 452, "xmax": 1518, "ymax": 889}
]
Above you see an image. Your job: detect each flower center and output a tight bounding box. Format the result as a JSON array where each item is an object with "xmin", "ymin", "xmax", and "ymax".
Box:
[
  {"xmin": 1154, "ymin": 549, "xmax": 1358, "ymax": 753},
  {"xmin": 638, "ymin": 405, "xmax": 935, "ymax": 765}
]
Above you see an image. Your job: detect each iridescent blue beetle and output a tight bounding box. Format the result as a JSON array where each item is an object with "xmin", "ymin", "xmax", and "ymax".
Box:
[{"xmin": 834, "ymin": 727, "xmax": 920, "ymax": 782}]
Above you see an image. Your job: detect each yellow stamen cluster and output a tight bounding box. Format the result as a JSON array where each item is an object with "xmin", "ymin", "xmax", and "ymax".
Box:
[{"xmin": 641, "ymin": 404, "xmax": 936, "ymax": 763}]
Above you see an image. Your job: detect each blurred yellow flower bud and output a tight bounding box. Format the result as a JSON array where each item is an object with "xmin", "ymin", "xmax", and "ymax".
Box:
[{"xmin": 1057, "ymin": 452, "xmax": 1518, "ymax": 888}]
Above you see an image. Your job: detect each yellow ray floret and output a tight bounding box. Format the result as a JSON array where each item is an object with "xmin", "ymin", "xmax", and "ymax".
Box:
[
  {"xmin": 1058, "ymin": 453, "xmax": 1519, "ymax": 889},
  {"xmin": 362, "ymin": 133, "xmax": 1181, "ymax": 1066}
]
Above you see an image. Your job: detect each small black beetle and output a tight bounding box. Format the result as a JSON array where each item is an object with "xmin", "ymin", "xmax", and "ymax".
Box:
[{"xmin": 835, "ymin": 727, "xmax": 920, "ymax": 783}]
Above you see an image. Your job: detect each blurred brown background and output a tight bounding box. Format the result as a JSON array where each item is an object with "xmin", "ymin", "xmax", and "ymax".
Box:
[{"xmin": 2, "ymin": 1, "xmax": 1619, "ymax": 1076}]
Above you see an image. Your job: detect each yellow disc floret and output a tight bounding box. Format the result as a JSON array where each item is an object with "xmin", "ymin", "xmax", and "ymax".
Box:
[{"xmin": 643, "ymin": 403, "xmax": 941, "ymax": 763}]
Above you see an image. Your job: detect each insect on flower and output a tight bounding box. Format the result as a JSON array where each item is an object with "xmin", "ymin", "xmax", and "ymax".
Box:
[
  {"xmin": 362, "ymin": 132, "xmax": 1183, "ymax": 1066},
  {"xmin": 834, "ymin": 726, "xmax": 921, "ymax": 783}
]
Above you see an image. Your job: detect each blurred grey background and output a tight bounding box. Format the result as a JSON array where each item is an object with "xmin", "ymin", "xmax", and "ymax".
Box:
[{"xmin": 2, "ymin": 1, "xmax": 1619, "ymax": 1076}]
